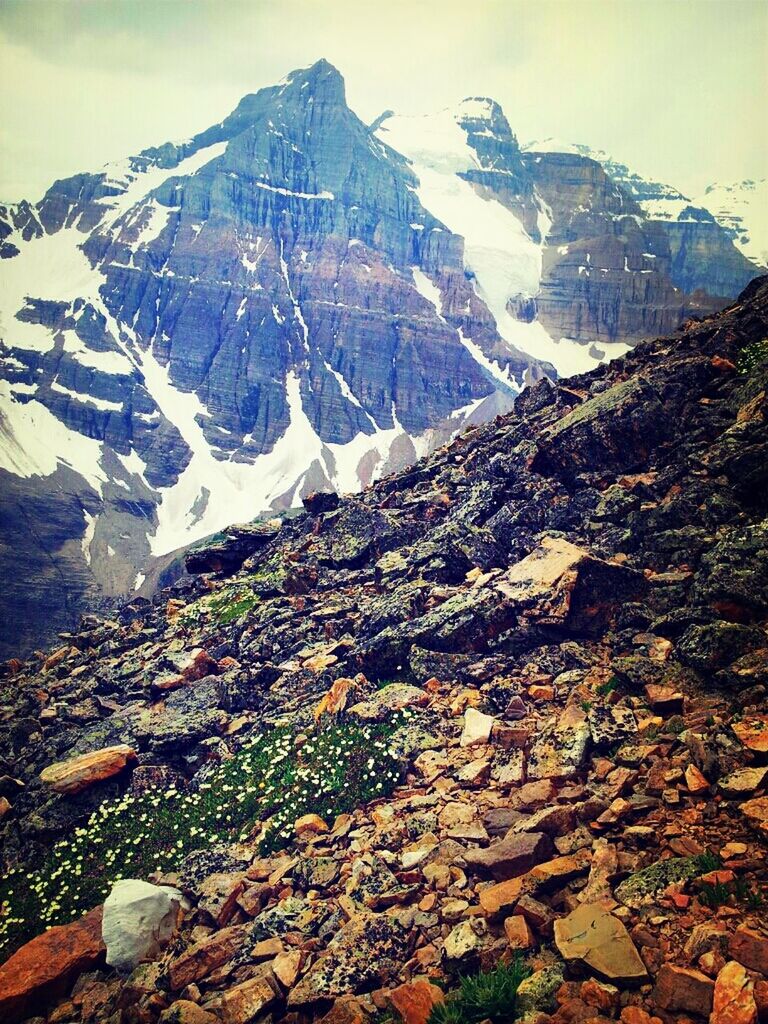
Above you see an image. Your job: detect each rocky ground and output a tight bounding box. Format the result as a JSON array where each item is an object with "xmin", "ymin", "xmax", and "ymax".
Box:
[{"xmin": 0, "ymin": 278, "xmax": 767, "ymax": 1024}]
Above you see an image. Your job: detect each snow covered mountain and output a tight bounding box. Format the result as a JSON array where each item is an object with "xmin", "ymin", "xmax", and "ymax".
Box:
[
  {"xmin": 0, "ymin": 61, "xmax": 761, "ymax": 656},
  {"xmin": 525, "ymin": 139, "xmax": 766, "ymax": 296},
  {"xmin": 695, "ymin": 178, "xmax": 768, "ymax": 269}
]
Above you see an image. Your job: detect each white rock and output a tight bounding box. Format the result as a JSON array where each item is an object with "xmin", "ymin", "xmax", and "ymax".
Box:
[
  {"xmin": 460, "ymin": 707, "xmax": 495, "ymax": 747},
  {"xmin": 102, "ymin": 879, "xmax": 183, "ymax": 973}
]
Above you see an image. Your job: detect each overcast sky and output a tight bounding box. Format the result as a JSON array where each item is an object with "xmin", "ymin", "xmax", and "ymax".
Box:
[{"xmin": 0, "ymin": 0, "xmax": 766, "ymax": 203}]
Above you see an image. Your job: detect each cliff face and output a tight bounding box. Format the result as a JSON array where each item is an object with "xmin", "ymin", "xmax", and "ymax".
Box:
[
  {"xmin": 523, "ymin": 140, "xmax": 764, "ymax": 303},
  {"xmin": 1, "ymin": 277, "xmax": 766, "ymax": 1023}
]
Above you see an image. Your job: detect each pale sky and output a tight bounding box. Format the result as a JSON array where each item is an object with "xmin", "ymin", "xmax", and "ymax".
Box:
[{"xmin": 0, "ymin": 0, "xmax": 766, "ymax": 203}]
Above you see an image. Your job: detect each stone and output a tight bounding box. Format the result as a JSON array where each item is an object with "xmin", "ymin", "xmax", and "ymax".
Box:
[
  {"xmin": 733, "ymin": 715, "xmax": 768, "ymax": 752},
  {"xmin": 504, "ymin": 915, "xmax": 534, "ymax": 949},
  {"xmin": 718, "ymin": 767, "xmax": 768, "ymax": 798},
  {"xmin": 652, "ymin": 964, "xmax": 714, "ymax": 1016},
  {"xmin": 554, "ymin": 902, "xmax": 647, "ymax": 985},
  {"xmin": 443, "ymin": 918, "xmax": 488, "ymax": 960},
  {"xmin": 460, "ymin": 707, "xmax": 496, "ymax": 747},
  {"xmin": 273, "ymin": 950, "xmax": 303, "ymax": 989},
  {"xmin": 614, "ymin": 855, "xmax": 701, "ymax": 908},
  {"xmin": 685, "ymin": 764, "xmax": 710, "ymax": 794},
  {"xmin": 389, "ymin": 979, "xmax": 445, "ymax": 1024},
  {"xmin": 728, "ymin": 927, "xmax": 768, "ymax": 974},
  {"xmin": 479, "ymin": 875, "xmax": 527, "ymax": 919},
  {"xmin": 294, "ymin": 813, "xmax": 329, "ymax": 836},
  {"xmin": 39, "ymin": 744, "xmax": 137, "ymax": 795},
  {"xmin": 167, "ymin": 925, "xmax": 249, "ymax": 990},
  {"xmin": 102, "ymin": 879, "xmax": 183, "ymax": 973},
  {"xmin": 220, "ymin": 973, "xmax": 280, "ymax": 1024},
  {"xmin": 159, "ymin": 1001, "xmax": 219, "ymax": 1024},
  {"xmin": 463, "ymin": 831, "xmax": 553, "ymax": 881},
  {"xmin": 496, "ymin": 537, "xmax": 646, "ymax": 634},
  {"xmin": 644, "ymin": 684, "xmax": 685, "ymax": 714},
  {"xmin": 0, "ymin": 907, "xmax": 105, "ymax": 1024},
  {"xmin": 288, "ymin": 912, "xmax": 409, "ymax": 1005},
  {"xmin": 516, "ymin": 964, "xmax": 566, "ymax": 1015},
  {"xmin": 740, "ymin": 796, "xmax": 768, "ymax": 837},
  {"xmin": 580, "ymin": 979, "xmax": 620, "ymax": 1013},
  {"xmin": 527, "ymin": 704, "xmax": 591, "ymax": 781},
  {"xmin": 196, "ymin": 871, "xmax": 246, "ymax": 926},
  {"xmin": 712, "ymin": 962, "xmax": 758, "ymax": 1024}
]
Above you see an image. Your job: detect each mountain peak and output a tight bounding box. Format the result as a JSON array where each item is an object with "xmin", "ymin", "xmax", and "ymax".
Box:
[{"xmin": 280, "ymin": 57, "xmax": 347, "ymax": 104}]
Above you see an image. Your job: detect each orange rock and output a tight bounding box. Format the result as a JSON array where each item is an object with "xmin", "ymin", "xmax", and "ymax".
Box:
[
  {"xmin": 504, "ymin": 915, "xmax": 534, "ymax": 950},
  {"xmin": 167, "ymin": 925, "xmax": 249, "ymax": 990},
  {"xmin": 733, "ymin": 716, "xmax": 768, "ymax": 754},
  {"xmin": 620, "ymin": 1007, "xmax": 657, "ymax": 1024},
  {"xmin": 479, "ymin": 875, "xmax": 526, "ymax": 918},
  {"xmin": 728, "ymin": 927, "xmax": 768, "ymax": 974},
  {"xmin": 273, "ymin": 949, "xmax": 303, "ymax": 989},
  {"xmin": 685, "ymin": 765, "xmax": 710, "ymax": 794},
  {"xmin": 220, "ymin": 972, "xmax": 279, "ymax": 1024},
  {"xmin": 389, "ymin": 979, "xmax": 445, "ymax": 1024},
  {"xmin": 528, "ymin": 684, "xmax": 555, "ymax": 701},
  {"xmin": 712, "ymin": 962, "xmax": 757, "ymax": 1024},
  {"xmin": 0, "ymin": 907, "xmax": 104, "ymax": 1024},
  {"xmin": 294, "ymin": 813, "xmax": 329, "ymax": 836},
  {"xmin": 580, "ymin": 978, "xmax": 620, "ymax": 1013},
  {"xmin": 740, "ymin": 796, "xmax": 768, "ymax": 838},
  {"xmin": 652, "ymin": 964, "xmax": 714, "ymax": 1016},
  {"xmin": 39, "ymin": 744, "xmax": 137, "ymax": 795}
]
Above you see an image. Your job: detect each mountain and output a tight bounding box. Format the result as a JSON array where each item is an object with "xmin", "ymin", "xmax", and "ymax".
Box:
[
  {"xmin": 1, "ymin": 275, "xmax": 767, "ymax": 1022},
  {"xmin": 524, "ymin": 138, "xmax": 767, "ymax": 297},
  {"xmin": 0, "ymin": 61, "xmax": 762, "ymax": 657},
  {"xmin": 695, "ymin": 177, "xmax": 768, "ymax": 268}
]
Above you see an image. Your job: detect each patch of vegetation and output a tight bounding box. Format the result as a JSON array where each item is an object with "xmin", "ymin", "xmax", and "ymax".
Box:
[
  {"xmin": 596, "ymin": 676, "xmax": 619, "ymax": 697},
  {"xmin": 695, "ymin": 850, "xmax": 721, "ymax": 874},
  {"xmin": 429, "ymin": 957, "xmax": 532, "ymax": 1024},
  {"xmin": 580, "ymin": 700, "xmax": 593, "ymax": 712},
  {"xmin": 180, "ymin": 582, "xmax": 260, "ymax": 627},
  {"xmin": 699, "ymin": 873, "xmax": 764, "ymax": 910},
  {"xmin": 0, "ymin": 716, "xmax": 408, "ymax": 959},
  {"xmin": 737, "ymin": 338, "xmax": 768, "ymax": 375}
]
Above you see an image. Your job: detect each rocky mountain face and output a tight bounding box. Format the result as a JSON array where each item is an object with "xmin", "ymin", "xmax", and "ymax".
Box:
[
  {"xmin": 524, "ymin": 140, "xmax": 766, "ymax": 301},
  {"xmin": 1, "ymin": 276, "xmax": 767, "ymax": 1024},
  {"xmin": 0, "ymin": 61, "xmax": 763, "ymax": 659}
]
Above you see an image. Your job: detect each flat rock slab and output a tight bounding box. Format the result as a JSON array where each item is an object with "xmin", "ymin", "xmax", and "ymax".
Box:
[
  {"xmin": 39, "ymin": 744, "xmax": 137, "ymax": 795},
  {"xmin": 0, "ymin": 907, "xmax": 105, "ymax": 1023},
  {"xmin": 463, "ymin": 831, "xmax": 553, "ymax": 881},
  {"xmin": 554, "ymin": 902, "xmax": 647, "ymax": 985},
  {"xmin": 496, "ymin": 536, "xmax": 645, "ymax": 635}
]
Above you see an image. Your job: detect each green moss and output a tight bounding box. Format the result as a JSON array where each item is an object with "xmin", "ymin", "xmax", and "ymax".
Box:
[
  {"xmin": 180, "ymin": 583, "xmax": 259, "ymax": 627},
  {"xmin": 614, "ymin": 855, "xmax": 702, "ymax": 907}
]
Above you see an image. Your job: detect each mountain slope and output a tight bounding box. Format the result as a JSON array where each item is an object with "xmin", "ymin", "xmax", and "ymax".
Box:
[
  {"xmin": 0, "ymin": 63, "xmax": 762, "ymax": 657},
  {"xmin": 1, "ymin": 276, "xmax": 766, "ymax": 1022}
]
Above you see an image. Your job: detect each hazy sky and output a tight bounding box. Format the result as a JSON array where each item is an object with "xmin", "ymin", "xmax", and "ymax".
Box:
[{"xmin": 1, "ymin": 0, "xmax": 766, "ymax": 202}]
